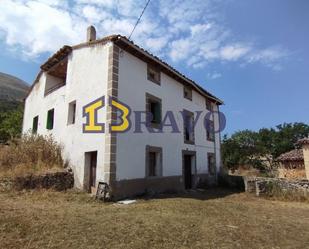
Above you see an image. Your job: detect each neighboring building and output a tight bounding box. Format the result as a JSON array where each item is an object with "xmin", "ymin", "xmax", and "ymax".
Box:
[
  {"xmin": 23, "ymin": 27, "xmax": 223, "ymax": 199},
  {"xmin": 298, "ymin": 138, "xmax": 309, "ymax": 180},
  {"xmin": 277, "ymin": 149, "xmax": 305, "ymax": 179},
  {"xmin": 277, "ymin": 138, "xmax": 309, "ymax": 180},
  {"xmin": 277, "ymin": 149, "xmax": 304, "ymax": 169}
]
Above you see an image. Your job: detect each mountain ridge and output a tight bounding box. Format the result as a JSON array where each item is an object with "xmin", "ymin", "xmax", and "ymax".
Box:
[{"xmin": 0, "ymin": 72, "xmax": 29, "ymax": 101}]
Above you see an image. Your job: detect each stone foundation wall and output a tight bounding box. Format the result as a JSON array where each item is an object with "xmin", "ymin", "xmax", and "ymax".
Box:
[
  {"xmin": 113, "ymin": 176, "xmax": 183, "ymax": 200},
  {"xmin": 112, "ymin": 174, "xmax": 217, "ymax": 200},
  {"xmin": 0, "ymin": 172, "xmax": 74, "ymax": 192},
  {"xmin": 244, "ymin": 177, "xmax": 309, "ymax": 198}
]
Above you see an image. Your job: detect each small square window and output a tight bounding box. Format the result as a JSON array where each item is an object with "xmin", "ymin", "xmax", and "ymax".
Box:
[
  {"xmin": 146, "ymin": 93, "xmax": 162, "ymax": 127},
  {"xmin": 32, "ymin": 116, "xmax": 38, "ymax": 134},
  {"xmin": 147, "ymin": 64, "xmax": 160, "ymax": 84},
  {"xmin": 206, "ymin": 99, "xmax": 213, "ymax": 111},
  {"xmin": 67, "ymin": 101, "xmax": 76, "ymax": 125},
  {"xmin": 183, "ymin": 110, "xmax": 195, "ymax": 144},
  {"xmin": 150, "ymin": 101, "xmax": 161, "ymax": 124},
  {"xmin": 146, "ymin": 146, "xmax": 162, "ymax": 177},
  {"xmin": 46, "ymin": 108, "xmax": 54, "ymax": 130},
  {"xmin": 183, "ymin": 86, "xmax": 192, "ymax": 100},
  {"xmin": 206, "ymin": 119, "xmax": 215, "ymax": 141},
  {"xmin": 208, "ymin": 153, "xmax": 216, "ymax": 175}
]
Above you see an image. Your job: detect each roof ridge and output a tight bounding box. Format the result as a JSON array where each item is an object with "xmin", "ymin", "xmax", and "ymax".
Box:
[{"xmin": 29, "ymin": 34, "xmax": 223, "ymax": 104}]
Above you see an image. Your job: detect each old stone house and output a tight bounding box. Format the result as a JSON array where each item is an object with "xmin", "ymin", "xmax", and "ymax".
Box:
[
  {"xmin": 277, "ymin": 138, "xmax": 309, "ymax": 180},
  {"xmin": 22, "ymin": 27, "xmax": 223, "ymax": 199}
]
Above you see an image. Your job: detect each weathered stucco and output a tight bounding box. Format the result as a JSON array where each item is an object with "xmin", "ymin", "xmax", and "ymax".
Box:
[
  {"xmin": 23, "ymin": 40, "xmax": 222, "ymax": 198},
  {"xmin": 116, "ymin": 50, "xmax": 221, "ymax": 184},
  {"xmin": 23, "ymin": 42, "xmax": 111, "ymax": 188}
]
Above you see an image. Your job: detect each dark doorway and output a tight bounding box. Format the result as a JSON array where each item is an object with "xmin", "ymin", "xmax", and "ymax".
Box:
[
  {"xmin": 90, "ymin": 151, "xmax": 97, "ymax": 190},
  {"xmin": 85, "ymin": 151, "xmax": 97, "ymax": 193},
  {"xmin": 184, "ymin": 154, "xmax": 192, "ymax": 189}
]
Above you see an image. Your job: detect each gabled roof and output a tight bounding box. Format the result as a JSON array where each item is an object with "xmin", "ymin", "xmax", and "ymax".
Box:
[
  {"xmin": 277, "ymin": 149, "xmax": 304, "ymax": 162},
  {"xmin": 40, "ymin": 46, "xmax": 72, "ymax": 71},
  {"xmin": 28, "ymin": 35, "xmax": 223, "ymax": 104}
]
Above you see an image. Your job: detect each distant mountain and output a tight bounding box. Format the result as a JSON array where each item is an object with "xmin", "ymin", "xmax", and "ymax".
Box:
[{"xmin": 0, "ymin": 72, "xmax": 29, "ymax": 101}]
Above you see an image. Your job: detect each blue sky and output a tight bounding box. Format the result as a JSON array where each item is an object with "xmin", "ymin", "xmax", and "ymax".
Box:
[{"xmin": 0, "ymin": 0, "xmax": 308, "ymax": 135}]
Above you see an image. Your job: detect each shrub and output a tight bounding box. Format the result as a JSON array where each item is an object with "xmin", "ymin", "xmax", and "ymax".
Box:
[
  {"xmin": 0, "ymin": 133, "xmax": 65, "ymax": 177},
  {"xmin": 263, "ymin": 181, "xmax": 309, "ymax": 202},
  {"xmin": 0, "ymin": 102, "xmax": 24, "ymax": 143}
]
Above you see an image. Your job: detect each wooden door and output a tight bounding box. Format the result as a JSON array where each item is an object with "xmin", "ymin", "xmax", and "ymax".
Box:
[
  {"xmin": 89, "ymin": 151, "xmax": 97, "ymax": 190},
  {"xmin": 184, "ymin": 155, "xmax": 192, "ymax": 189}
]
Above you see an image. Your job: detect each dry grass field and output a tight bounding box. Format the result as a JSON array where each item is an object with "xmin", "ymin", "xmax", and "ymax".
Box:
[{"xmin": 0, "ymin": 188, "xmax": 308, "ymax": 249}]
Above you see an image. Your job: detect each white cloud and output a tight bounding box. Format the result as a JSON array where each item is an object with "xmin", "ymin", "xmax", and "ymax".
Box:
[
  {"xmin": 28, "ymin": 0, "xmax": 68, "ymax": 8},
  {"xmin": 75, "ymin": 0, "xmax": 115, "ymax": 8},
  {"xmin": 145, "ymin": 37, "xmax": 169, "ymax": 53},
  {"xmin": 81, "ymin": 5, "xmax": 111, "ymax": 23},
  {"xmin": 169, "ymin": 39, "xmax": 192, "ymax": 61},
  {"xmin": 247, "ymin": 47, "xmax": 289, "ymax": 65},
  {"xmin": 207, "ymin": 72, "xmax": 222, "ymax": 80},
  {"xmin": 190, "ymin": 24, "xmax": 212, "ymax": 36},
  {"xmin": 0, "ymin": 0, "xmax": 85, "ymax": 58},
  {"xmin": 0, "ymin": 0, "xmax": 290, "ymax": 70},
  {"xmin": 220, "ymin": 44, "xmax": 251, "ymax": 61},
  {"xmin": 99, "ymin": 19, "xmax": 134, "ymax": 36},
  {"xmin": 116, "ymin": 0, "xmax": 145, "ymax": 17}
]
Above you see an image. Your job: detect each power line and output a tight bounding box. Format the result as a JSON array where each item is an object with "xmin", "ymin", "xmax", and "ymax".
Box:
[{"xmin": 128, "ymin": 0, "xmax": 151, "ymax": 40}]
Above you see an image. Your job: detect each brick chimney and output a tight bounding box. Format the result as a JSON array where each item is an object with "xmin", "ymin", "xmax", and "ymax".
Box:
[
  {"xmin": 298, "ymin": 138, "xmax": 309, "ymax": 180},
  {"xmin": 87, "ymin": 25, "xmax": 96, "ymax": 42}
]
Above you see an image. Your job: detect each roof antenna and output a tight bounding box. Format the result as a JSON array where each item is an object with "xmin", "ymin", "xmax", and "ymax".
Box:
[{"xmin": 128, "ymin": 0, "xmax": 151, "ymax": 40}]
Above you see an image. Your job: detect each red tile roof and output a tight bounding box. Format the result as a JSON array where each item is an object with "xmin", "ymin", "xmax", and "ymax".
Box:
[
  {"xmin": 277, "ymin": 149, "xmax": 304, "ymax": 162},
  {"xmin": 40, "ymin": 46, "xmax": 72, "ymax": 71}
]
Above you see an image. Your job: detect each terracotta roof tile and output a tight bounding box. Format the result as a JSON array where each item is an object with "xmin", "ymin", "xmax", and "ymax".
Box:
[
  {"xmin": 40, "ymin": 46, "xmax": 72, "ymax": 71},
  {"xmin": 277, "ymin": 149, "xmax": 304, "ymax": 162}
]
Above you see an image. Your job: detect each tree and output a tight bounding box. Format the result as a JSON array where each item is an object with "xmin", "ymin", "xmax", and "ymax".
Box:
[
  {"xmin": 272, "ymin": 123, "xmax": 309, "ymax": 158},
  {"xmin": 222, "ymin": 123, "xmax": 309, "ymax": 171},
  {"xmin": 222, "ymin": 130, "xmax": 264, "ymax": 171},
  {"xmin": 0, "ymin": 105, "xmax": 23, "ymax": 143},
  {"xmin": 256, "ymin": 128, "xmax": 276, "ymax": 165}
]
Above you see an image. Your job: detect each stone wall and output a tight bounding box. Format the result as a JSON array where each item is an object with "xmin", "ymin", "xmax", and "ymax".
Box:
[
  {"xmin": 0, "ymin": 172, "xmax": 74, "ymax": 192},
  {"xmin": 112, "ymin": 174, "xmax": 217, "ymax": 200},
  {"xmin": 218, "ymin": 174, "xmax": 309, "ymax": 200},
  {"xmin": 244, "ymin": 176, "xmax": 309, "ymax": 198},
  {"xmin": 278, "ymin": 168, "xmax": 306, "ymax": 180}
]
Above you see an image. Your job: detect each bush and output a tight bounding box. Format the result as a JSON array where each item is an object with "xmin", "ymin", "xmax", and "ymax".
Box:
[
  {"xmin": 0, "ymin": 133, "xmax": 65, "ymax": 177},
  {"xmin": 0, "ymin": 101, "xmax": 24, "ymax": 143},
  {"xmin": 263, "ymin": 181, "xmax": 309, "ymax": 202}
]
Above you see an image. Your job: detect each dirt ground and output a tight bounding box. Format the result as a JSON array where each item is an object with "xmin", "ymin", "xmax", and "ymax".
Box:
[{"xmin": 0, "ymin": 188, "xmax": 308, "ymax": 249}]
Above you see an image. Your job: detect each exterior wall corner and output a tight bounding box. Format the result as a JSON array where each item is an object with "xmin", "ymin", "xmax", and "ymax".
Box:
[{"xmin": 103, "ymin": 43, "xmax": 120, "ymax": 197}]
